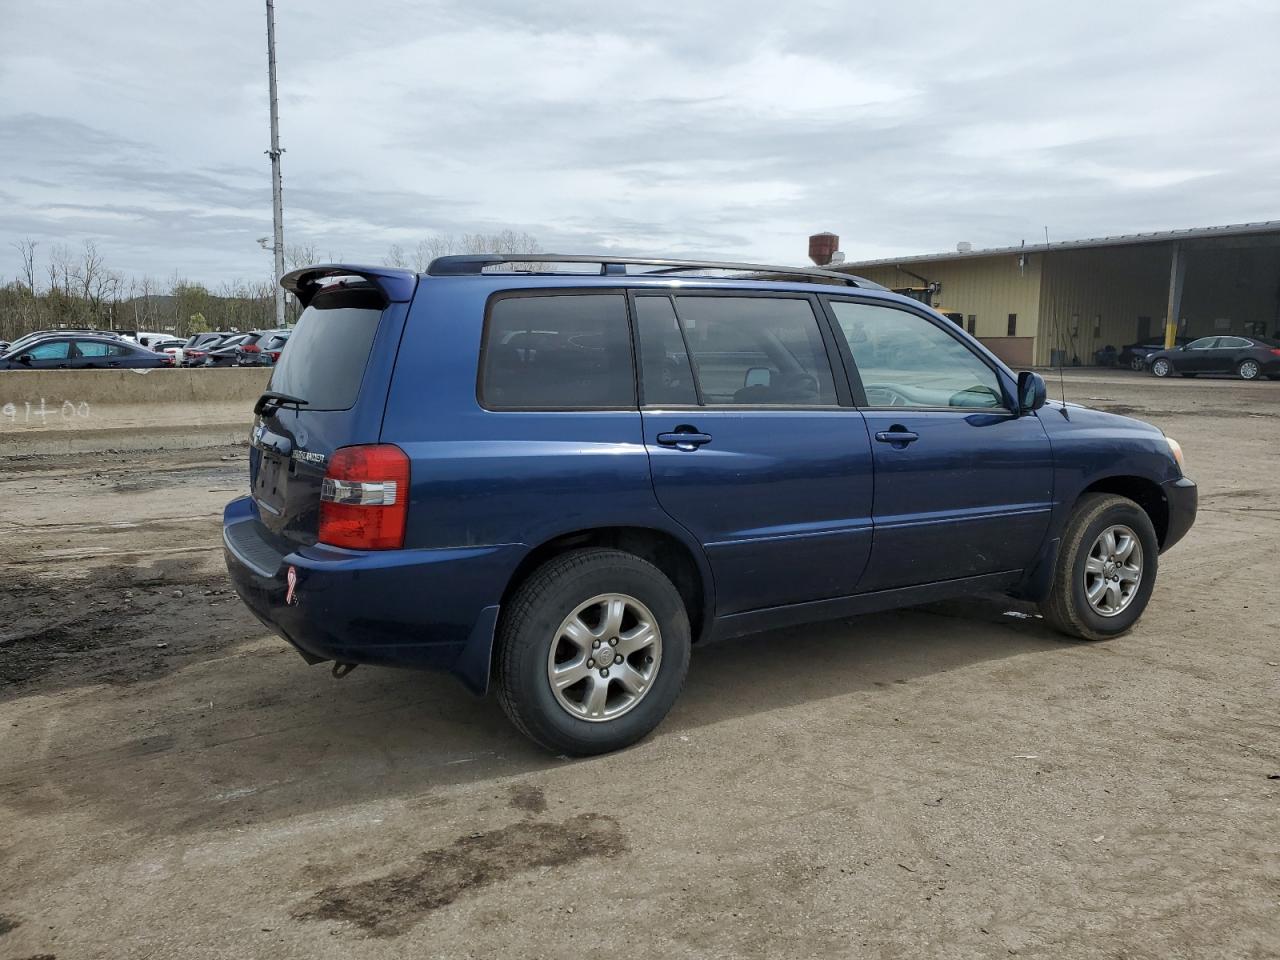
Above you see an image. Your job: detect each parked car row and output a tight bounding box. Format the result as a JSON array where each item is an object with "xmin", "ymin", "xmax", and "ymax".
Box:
[
  {"xmin": 177, "ymin": 329, "xmax": 292, "ymax": 367},
  {"xmin": 0, "ymin": 328, "xmax": 292, "ymax": 370}
]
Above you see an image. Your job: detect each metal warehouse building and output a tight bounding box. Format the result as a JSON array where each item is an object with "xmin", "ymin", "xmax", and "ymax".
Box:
[{"xmin": 820, "ymin": 221, "xmax": 1280, "ymax": 369}]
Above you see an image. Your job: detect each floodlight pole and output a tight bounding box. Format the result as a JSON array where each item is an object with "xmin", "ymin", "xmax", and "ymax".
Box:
[{"xmin": 265, "ymin": 0, "xmax": 286, "ymax": 326}]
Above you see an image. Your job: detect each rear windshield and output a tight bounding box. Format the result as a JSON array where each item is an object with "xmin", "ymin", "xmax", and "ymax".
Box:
[{"xmin": 269, "ymin": 289, "xmax": 383, "ymax": 411}]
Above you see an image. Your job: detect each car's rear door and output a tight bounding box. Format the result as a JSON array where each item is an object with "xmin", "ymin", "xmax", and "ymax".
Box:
[
  {"xmin": 248, "ymin": 279, "xmax": 410, "ymax": 552},
  {"xmin": 823, "ymin": 296, "xmax": 1053, "ymax": 592},
  {"xmin": 635, "ymin": 291, "xmax": 874, "ymax": 615},
  {"xmin": 1213, "ymin": 336, "xmax": 1252, "ymax": 372}
]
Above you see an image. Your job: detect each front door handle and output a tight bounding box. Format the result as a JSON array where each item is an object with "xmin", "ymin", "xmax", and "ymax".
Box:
[
  {"xmin": 657, "ymin": 428, "xmax": 713, "ymax": 451},
  {"xmin": 874, "ymin": 426, "xmax": 920, "ymax": 447}
]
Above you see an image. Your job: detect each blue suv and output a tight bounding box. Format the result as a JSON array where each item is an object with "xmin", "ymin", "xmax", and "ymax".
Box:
[{"xmin": 224, "ymin": 256, "xmax": 1197, "ymax": 755}]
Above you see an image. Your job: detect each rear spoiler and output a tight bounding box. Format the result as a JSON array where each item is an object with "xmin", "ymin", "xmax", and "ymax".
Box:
[{"xmin": 281, "ymin": 264, "xmax": 417, "ymax": 308}]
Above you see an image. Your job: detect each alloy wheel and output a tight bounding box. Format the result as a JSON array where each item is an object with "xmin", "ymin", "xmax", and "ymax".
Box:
[
  {"xmin": 1084, "ymin": 524, "xmax": 1143, "ymax": 617},
  {"xmin": 546, "ymin": 593, "xmax": 662, "ymax": 722}
]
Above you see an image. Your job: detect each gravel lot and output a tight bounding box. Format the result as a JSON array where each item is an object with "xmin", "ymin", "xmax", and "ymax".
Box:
[{"xmin": 2, "ymin": 370, "xmax": 1278, "ymax": 959}]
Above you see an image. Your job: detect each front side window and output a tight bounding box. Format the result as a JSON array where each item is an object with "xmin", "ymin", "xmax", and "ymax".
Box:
[
  {"xmin": 27, "ymin": 340, "xmax": 71, "ymax": 360},
  {"xmin": 829, "ymin": 300, "xmax": 1005, "ymax": 409},
  {"xmin": 480, "ymin": 293, "xmax": 634, "ymax": 409},
  {"xmin": 670, "ymin": 296, "xmax": 837, "ymax": 406},
  {"xmin": 1187, "ymin": 337, "xmax": 1218, "ymax": 350}
]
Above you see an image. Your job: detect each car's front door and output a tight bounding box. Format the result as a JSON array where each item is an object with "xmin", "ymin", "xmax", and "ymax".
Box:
[
  {"xmin": 1180, "ymin": 337, "xmax": 1220, "ymax": 372},
  {"xmin": 20, "ymin": 339, "xmax": 74, "ymax": 369},
  {"xmin": 823, "ymin": 298, "xmax": 1054, "ymax": 593},
  {"xmin": 634, "ymin": 292, "xmax": 875, "ymax": 615}
]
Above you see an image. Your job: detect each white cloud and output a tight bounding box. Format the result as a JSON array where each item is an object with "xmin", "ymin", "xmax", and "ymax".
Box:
[{"xmin": 0, "ymin": 0, "xmax": 1277, "ymax": 283}]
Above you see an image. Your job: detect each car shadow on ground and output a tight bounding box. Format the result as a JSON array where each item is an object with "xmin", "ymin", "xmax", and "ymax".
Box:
[{"xmin": 1, "ymin": 593, "xmax": 1067, "ymax": 840}]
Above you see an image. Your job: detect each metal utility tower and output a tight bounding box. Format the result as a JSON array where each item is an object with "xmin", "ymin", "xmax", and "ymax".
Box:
[{"xmin": 265, "ymin": 0, "xmax": 286, "ymax": 326}]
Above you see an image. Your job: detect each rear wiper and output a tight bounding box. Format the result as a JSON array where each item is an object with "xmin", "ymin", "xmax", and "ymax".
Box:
[{"xmin": 254, "ymin": 390, "xmax": 309, "ymax": 416}]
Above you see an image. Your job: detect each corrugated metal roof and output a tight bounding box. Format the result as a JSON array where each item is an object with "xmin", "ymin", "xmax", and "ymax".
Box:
[{"xmin": 836, "ymin": 220, "xmax": 1280, "ymax": 270}]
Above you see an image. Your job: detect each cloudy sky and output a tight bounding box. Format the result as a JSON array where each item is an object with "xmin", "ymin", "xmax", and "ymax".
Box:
[{"xmin": 1, "ymin": 0, "xmax": 1277, "ymax": 285}]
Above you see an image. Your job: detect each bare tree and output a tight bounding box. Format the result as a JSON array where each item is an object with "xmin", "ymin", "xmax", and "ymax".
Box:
[
  {"xmin": 12, "ymin": 238, "xmax": 38, "ymax": 293},
  {"xmin": 385, "ymin": 232, "xmax": 541, "ymax": 273},
  {"xmin": 384, "ymin": 243, "xmax": 410, "ymax": 268},
  {"xmin": 284, "ymin": 242, "xmax": 319, "ymax": 271}
]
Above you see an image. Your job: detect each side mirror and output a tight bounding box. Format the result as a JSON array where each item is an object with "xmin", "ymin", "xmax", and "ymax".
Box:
[
  {"xmin": 743, "ymin": 367, "xmax": 772, "ymax": 389},
  {"xmin": 1017, "ymin": 371, "xmax": 1047, "ymax": 414},
  {"xmin": 17, "ymin": 354, "xmax": 33, "ymax": 365}
]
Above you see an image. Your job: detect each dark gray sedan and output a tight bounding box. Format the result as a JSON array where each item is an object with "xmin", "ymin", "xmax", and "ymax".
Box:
[
  {"xmin": 1148, "ymin": 335, "xmax": 1280, "ymax": 380},
  {"xmin": 0, "ymin": 335, "xmax": 172, "ymax": 370}
]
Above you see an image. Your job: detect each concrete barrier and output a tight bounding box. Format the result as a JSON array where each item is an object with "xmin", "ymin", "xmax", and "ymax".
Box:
[{"xmin": 0, "ymin": 368, "xmax": 272, "ymax": 456}]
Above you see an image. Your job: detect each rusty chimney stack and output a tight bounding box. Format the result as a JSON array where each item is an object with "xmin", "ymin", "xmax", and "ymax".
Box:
[{"xmin": 808, "ymin": 232, "xmax": 839, "ymax": 266}]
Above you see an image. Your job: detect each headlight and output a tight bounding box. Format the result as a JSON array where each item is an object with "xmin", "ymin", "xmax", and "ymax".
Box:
[{"xmin": 1165, "ymin": 436, "xmax": 1185, "ymax": 472}]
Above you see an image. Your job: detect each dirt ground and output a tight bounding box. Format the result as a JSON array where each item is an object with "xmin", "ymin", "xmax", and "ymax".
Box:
[{"xmin": 1, "ymin": 370, "xmax": 1278, "ymax": 960}]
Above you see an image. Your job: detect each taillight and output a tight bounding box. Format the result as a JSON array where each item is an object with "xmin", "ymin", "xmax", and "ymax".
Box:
[
  {"xmin": 242, "ymin": 343, "xmax": 261, "ymax": 353},
  {"xmin": 1270, "ymin": 348, "xmax": 1280, "ymax": 357},
  {"xmin": 318, "ymin": 444, "xmax": 410, "ymax": 550},
  {"xmin": 269, "ymin": 351, "xmax": 281, "ymax": 362},
  {"xmin": 161, "ymin": 356, "xmax": 174, "ymax": 367}
]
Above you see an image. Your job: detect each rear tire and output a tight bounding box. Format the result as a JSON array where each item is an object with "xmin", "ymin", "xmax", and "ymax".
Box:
[
  {"xmin": 1150, "ymin": 358, "xmax": 1172, "ymax": 377},
  {"xmin": 1237, "ymin": 359, "xmax": 1261, "ymax": 380},
  {"xmin": 1040, "ymin": 494, "xmax": 1159, "ymax": 642},
  {"xmin": 496, "ymin": 548, "xmax": 690, "ymax": 756},
  {"xmin": 1129, "ymin": 356, "xmax": 1145, "ymax": 371}
]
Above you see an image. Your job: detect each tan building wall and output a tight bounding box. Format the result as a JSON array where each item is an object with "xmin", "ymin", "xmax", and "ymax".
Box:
[
  {"xmin": 843, "ymin": 232, "xmax": 1279, "ymax": 368},
  {"xmin": 853, "ymin": 254, "xmax": 1044, "ymax": 342},
  {"xmin": 1035, "ymin": 245, "xmax": 1171, "ymax": 366}
]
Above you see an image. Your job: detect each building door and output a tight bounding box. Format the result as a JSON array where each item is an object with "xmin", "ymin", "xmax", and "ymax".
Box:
[
  {"xmin": 823, "ymin": 297, "xmax": 1054, "ymax": 592},
  {"xmin": 1136, "ymin": 316, "xmax": 1152, "ymax": 342},
  {"xmin": 633, "ymin": 292, "xmax": 875, "ymax": 615}
]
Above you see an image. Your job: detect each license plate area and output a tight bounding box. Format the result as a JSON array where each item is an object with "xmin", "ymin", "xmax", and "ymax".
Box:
[{"xmin": 253, "ymin": 448, "xmax": 289, "ymax": 516}]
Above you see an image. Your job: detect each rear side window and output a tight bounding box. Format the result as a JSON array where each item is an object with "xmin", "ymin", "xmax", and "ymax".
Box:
[
  {"xmin": 670, "ymin": 296, "xmax": 838, "ymax": 406},
  {"xmin": 270, "ymin": 288, "xmax": 383, "ymax": 411},
  {"xmin": 75, "ymin": 341, "xmax": 111, "ymax": 358},
  {"xmin": 480, "ymin": 293, "xmax": 634, "ymax": 409},
  {"xmin": 634, "ymin": 296, "xmax": 698, "ymax": 406}
]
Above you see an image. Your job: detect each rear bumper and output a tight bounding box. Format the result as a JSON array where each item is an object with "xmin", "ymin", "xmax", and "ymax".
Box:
[
  {"xmin": 1161, "ymin": 476, "xmax": 1197, "ymax": 552},
  {"xmin": 221, "ymin": 496, "xmax": 522, "ymax": 694}
]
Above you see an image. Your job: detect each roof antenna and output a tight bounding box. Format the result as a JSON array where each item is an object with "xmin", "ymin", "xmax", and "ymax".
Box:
[{"xmin": 1044, "ymin": 226, "xmax": 1069, "ymax": 419}]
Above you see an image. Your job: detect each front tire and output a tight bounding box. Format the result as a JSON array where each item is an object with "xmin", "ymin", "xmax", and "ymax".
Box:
[
  {"xmin": 496, "ymin": 548, "xmax": 691, "ymax": 756},
  {"xmin": 1237, "ymin": 359, "xmax": 1261, "ymax": 380},
  {"xmin": 1040, "ymin": 494, "xmax": 1159, "ymax": 641},
  {"xmin": 1150, "ymin": 358, "xmax": 1172, "ymax": 377}
]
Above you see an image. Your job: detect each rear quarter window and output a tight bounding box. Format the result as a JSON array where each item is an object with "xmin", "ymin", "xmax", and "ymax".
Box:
[
  {"xmin": 479, "ymin": 293, "xmax": 634, "ymax": 409},
  {"xmin": 269, "ymin": 288, "xmax": 384, "ymax": 411}
]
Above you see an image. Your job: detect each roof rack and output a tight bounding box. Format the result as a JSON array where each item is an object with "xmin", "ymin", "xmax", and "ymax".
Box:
[{"xmin": 425, "ymin": 254, "xmax": 880, "ymax": 289}]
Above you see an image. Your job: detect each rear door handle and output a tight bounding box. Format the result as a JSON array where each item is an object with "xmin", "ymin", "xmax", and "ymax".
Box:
[
  {"xmin": 874, "ymin": 428, "xmax": 920, "ymax": 446},
  {"xmin": 657, "ymin": 430, "xmax": 713, "ymax": 451}
]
